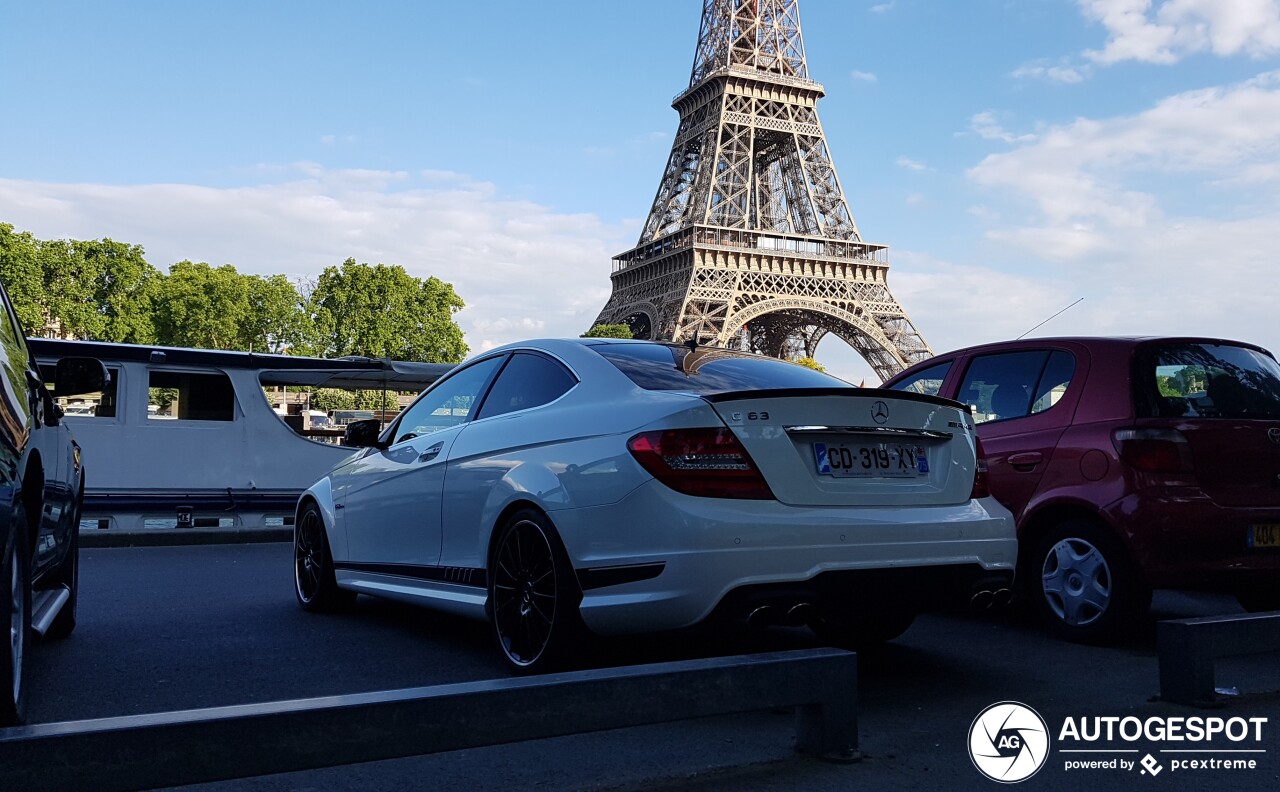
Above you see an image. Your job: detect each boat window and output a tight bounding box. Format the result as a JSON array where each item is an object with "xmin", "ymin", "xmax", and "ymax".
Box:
[
  {"xmin": 148, "ymin": 370, "xmax": 236, "ymax": 421},
  {"xmin": 41, "ymin": 364, "xmax": 121, "ymax": 418},
  {"xmin": 476, "ymin": 353, "xmax": 576, "ymax": 420}
]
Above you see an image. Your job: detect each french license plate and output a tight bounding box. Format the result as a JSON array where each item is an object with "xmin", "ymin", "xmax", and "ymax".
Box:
[
  {"xmin": 813, "ymin": 442, "xmax": 928, "ymax": 479},
  {"xmin": 1249, "ymin": 524, "xmax": 1280, "ymax": 548}
]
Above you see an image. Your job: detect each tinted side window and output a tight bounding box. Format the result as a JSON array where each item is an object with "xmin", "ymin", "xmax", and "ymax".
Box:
[
  {"xmin": 477, "ymin": 353, "xmax": 576, "ymax": 420},
  {"xmin": 887, "ymin": 361, "xmax": 951, "ymax": 397},
  {"xmin": 1136, "ymin": 343, "xmax": 1280, "ymax": 419},
  {"xmin": 1030, "ymin": 351, "xmax": 1076, "ymax": 416},
  {"xmin": 392, "ymin": 356, "xmax": 504, "ymax": 443},
  {"xmin": 594, "ymin": 343, "xmax": 846, "ymax": 392},
  {"xmin": 958, "ymin": 351, "xmax": 1051, "ymax": 424}
]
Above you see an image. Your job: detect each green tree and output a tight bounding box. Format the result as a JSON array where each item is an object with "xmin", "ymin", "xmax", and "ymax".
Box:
[
  {"xmin": 0, "ymin": 223, "xmax": 45, "ymax": 331},
  {"xmin": 309, "ymin": 388, "xmax": 356, "ymax": 412},
  {"xmin": 308, "ymin": 258, "xmax": 467, "ymax": 363},
  {"xmin": 152, "ymin": 261, "xmax": 252, "ymax": 350},
  {"xmin": 243, "ymin": 274, "xmax": 307, "ymax": 353},
  {"xmin": 78, "ymin": 238, "xmax": 159, "ymax": 343},
  {"xmin": 581, "ymin": 323, "xmax": 634, "ymax": 339},
  {"xmin": 792, "ymin": 357, "xmax": 827, "ymax": 373}
]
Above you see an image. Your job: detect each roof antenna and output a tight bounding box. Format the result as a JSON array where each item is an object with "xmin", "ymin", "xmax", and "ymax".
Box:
[{"xmin": 1017, "ymin": 297, "xmax": 1083, "ymax": 340}]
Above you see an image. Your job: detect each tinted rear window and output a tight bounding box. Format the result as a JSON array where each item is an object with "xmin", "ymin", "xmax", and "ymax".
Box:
[
  {"xmin": 593, "ymin": 343, "xmax": 849, "ymax": 392},
  {"xmin": 1135, "ymin": 343, "xmax": 1280, "ymax": 420}
]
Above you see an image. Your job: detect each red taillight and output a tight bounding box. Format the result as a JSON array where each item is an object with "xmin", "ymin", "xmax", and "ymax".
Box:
[
  {"xmin": 627, "ymin": 428, "xmax": 775, "ymax": 500},
  {"xmin": 970, "ymin": 435, "xmax": 990, "ymax": 500},
  {"xmin": 1112, "ymin": 428, "xmax": 1194, "ymax": 473}
]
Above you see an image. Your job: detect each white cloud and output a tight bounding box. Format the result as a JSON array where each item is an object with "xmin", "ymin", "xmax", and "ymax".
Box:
[
  {"xmin": 1079, "ymin": 0, "xmax": 1280, "ymax": 64},
  {"xmin": 870, "ymin": 1, "xmax": 897, "ymax": 13},
  {"xmin": 850, "ymin": 70, "xmax": 878, "ymax": 83},
  {"xmin": 895, "ymin": 156, "xmax": 927, "ymax": 171},
  {"xmin": 0, "ymin": 165, "xmax": 632, "ymax": 356},
  {"xmin": 969, "ymin": 112, "xmax": 1038, "ymax": 144},
  {"xmin": 962, "ymin": 71, "xmax": 1280, "ymax": 357},
  {"xmin": 904, "ymin": 192, "xmax": 926, "ymax": 205},
  {"xmin": 1011, "ymin": 63, "xmax": 1088, "ymax": 83}
]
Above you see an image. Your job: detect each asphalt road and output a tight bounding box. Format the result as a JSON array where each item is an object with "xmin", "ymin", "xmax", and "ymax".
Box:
[{"xmin": 18, "ymin": 543, "xmax": 1280, "ymax": 791}]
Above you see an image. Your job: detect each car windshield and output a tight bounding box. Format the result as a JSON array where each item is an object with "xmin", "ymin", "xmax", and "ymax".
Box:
[
  {"xmin": 1135, "ymin": 342, "xmax": 1280, "ymax": 420},
  {"xmin": 591, "ymin": 342, "xmax": 850, "ymax": 392}
]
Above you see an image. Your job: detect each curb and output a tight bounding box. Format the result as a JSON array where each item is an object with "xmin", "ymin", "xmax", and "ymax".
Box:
[{"xmin": 80, "ymin": 527, "xmax": 292, "ymax": 548}]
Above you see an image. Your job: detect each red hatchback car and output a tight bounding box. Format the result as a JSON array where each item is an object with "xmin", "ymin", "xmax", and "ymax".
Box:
[{"xmin": 882, "ymin": 336, "xmax": 1280, "ymax": 642}]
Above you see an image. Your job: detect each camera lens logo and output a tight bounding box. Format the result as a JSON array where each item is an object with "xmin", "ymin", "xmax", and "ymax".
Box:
[{"xmin": 968, "ymin": 701, "xmax": 1050, "ymax": 783}]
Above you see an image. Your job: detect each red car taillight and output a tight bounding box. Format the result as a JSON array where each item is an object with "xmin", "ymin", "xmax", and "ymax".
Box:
[
  {"xmin": 627, "ymin": 428, "xmax": 775, "ymax": 500},
  {"xmin": 971, "ymin": 435, "xmax": 990, "ymax": 500},
  {"xmin": 1112, "ymin": 428, "xmax": 1194, "ymax": 473}
]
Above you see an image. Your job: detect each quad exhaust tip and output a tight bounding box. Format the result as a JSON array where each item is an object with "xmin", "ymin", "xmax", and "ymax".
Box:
[
  {"xmin": 747, "ymin": 602, "xmax": 819, "ymax": 628},
  {"xmin": 970, "ymin": 588, "xmax": 1014, "ymax": 610}
]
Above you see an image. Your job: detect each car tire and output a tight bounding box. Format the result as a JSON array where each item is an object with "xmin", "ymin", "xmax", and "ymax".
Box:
[
  {"xmin": 487, "ymin": 509, "xmax": 586, "ymax": 675},
  {"xmin": 45, "ymin": 485, "xmax": 83, "ymax": 641},
  {"xmin": 1031, "ymin": 520, "xmax": 1149, "ymax": 644},
  {"xmin": 811, "ymin": 606, "xmax": 917, "ymax": 649},
  {"xmin": 294, "ymin": 502, "xmax": 354, "ymax": 612},
  {"xmin": 1, "ymin": 505, "xmax": 31, "ymax": 727}
]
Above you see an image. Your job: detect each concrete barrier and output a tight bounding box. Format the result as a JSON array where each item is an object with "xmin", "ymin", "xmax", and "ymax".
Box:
[
  {"xmin": 0, "ymin": 649, "xmax": 857, "ymax": 791},
  {"xmin": 1158, "ymin": 612, "xmax": 1280, "ymax": 706}
]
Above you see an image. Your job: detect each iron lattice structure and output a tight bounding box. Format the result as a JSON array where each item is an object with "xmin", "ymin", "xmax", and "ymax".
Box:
[{"xmin": 594, "ymin": 0, "xmax": 931, "ymax": 380}]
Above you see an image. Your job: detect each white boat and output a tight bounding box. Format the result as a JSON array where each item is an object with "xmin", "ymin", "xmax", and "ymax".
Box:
[{"xmin": 28, "ymin": 339, "xmax": 453, "ymax": 531}]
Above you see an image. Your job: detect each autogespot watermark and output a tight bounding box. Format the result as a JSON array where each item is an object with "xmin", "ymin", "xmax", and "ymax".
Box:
[
  {"xmin": 968, "ymin": 701, "xmax": 1051, "ymax": 783},
  {"xmin": 968, "ymin": 703, "xmax": 1270, "ymax": 782}
]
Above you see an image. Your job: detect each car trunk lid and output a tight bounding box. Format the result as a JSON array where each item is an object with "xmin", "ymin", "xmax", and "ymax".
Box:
[{"xmin": 703, "ymin": 388, "xmax": 979, "ymax": 507}]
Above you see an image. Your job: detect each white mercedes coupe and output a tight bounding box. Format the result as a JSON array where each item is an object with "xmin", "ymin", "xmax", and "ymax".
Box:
[{"xmin": 294, "ymin": 339, "xmax": 1016, "ymax": 673}]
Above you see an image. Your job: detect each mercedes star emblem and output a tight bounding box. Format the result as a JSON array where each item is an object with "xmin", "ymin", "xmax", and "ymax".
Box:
[{"xmin": 872, "ymin": 400, "xmax": 890, "ymax": 425}]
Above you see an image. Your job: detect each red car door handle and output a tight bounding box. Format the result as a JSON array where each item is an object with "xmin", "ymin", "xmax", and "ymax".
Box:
[{"xmin": 1007, "ymin": 452, "xmax": 1043, "ymax": 471}]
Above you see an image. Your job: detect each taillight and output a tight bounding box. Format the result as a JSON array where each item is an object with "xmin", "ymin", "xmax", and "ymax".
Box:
[
  {"xmin": 971, "ymin": 435, "xmax": 990, "ymax": 500},
  {"xmin": 627, "ymin": 428, "xmax": 775, "ymax": 500},
  {"xmin": 1112, "ymin": 428, "xmax": 1194, "ymax": 473}
]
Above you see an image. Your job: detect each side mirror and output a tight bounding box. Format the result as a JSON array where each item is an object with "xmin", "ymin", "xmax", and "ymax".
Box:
[
  {"xmin": 342, "ymin": 418, "xmax": 385, "ymax": 449},
  {"xmin": 54, "ymin": 357, "xmax": 109, "ymax": 397}
]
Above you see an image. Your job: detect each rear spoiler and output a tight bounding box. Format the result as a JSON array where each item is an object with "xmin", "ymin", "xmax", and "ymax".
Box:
[{"xmin": 699, "ymin": 387, "xmax": 971, "ymax": 414}]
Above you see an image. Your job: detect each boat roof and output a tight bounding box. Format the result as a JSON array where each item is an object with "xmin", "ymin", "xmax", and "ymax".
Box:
[{"xmin": 28, "ymin": 338, "xmax": 455, "ymax": 390}]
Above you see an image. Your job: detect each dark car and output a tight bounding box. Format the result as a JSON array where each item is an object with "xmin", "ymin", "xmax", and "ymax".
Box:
[
  {"xmin": 0, "ymin": 282, "xmax": 105, "ymax": 725},
  {"xmin": 883, "ymin": 336, "xmax": 1280, "ymax": 642}
]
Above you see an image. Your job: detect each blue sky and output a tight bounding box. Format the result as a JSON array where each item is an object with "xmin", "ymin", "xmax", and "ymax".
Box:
[{"xmin": 3, "ymin": 0, "xmax": 1280, "ymax": 383}]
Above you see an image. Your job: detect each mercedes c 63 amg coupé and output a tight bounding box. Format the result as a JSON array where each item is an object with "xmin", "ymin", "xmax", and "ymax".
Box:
[{"xmin": 294, "ymin": 339, "xmax": 1016, "ymax": 673}]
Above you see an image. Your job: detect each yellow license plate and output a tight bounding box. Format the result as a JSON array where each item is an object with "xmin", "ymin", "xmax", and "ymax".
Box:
[{"xmin": 1250, "ymin": 524, "xmax": 1280, "ymax": 548}]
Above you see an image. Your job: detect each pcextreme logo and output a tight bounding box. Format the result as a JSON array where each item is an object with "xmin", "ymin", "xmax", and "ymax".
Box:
[{"xmin": 969, "ymin": 702, "xmax": 1270, "ymax": 782}]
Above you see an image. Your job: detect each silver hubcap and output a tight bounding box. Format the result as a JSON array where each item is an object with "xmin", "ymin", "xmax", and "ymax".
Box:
[
  {"xmin": 1041, "ymin": 538, "xmax": 1112, "ymax": 627},
  {"xmin": 9, "ymin": 553, "xmax": 22, "ymax": 706}
]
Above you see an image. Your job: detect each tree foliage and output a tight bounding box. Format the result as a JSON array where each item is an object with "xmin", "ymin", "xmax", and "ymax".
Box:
[
  {"xmin": 581, "ymin": 323, "xmax": 634, "ymax": 339},
  {"xmin": 0, "ymin": 224, "xmax": 160, "ymax": 341},
  {"xmin": 0, "ymin": 224, "xmax": 469, "ymax": 367},
  {"xmin": 307, "ymin": 258, "xmax": 468, "ymax": 363},
  {"xmin": 792, "ymin": 357, "xmax": 827, "ymax": 373}
]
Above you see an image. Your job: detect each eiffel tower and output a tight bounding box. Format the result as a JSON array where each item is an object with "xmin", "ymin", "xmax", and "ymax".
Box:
[{"xmin": 593, "ymin": 0, "xmax": 932, "ymax": 381}]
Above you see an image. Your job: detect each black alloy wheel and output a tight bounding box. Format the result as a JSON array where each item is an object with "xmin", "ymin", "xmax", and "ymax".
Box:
[
  {"xmin": 294, "ymin": 503, "xmax": 353, "ymax": 612},
  {"xmin": 488, "ymin": 510, "xmax": 584, "ymax": 674},
  {"xmin": 1, "ymin": 506, "xmax": 31, "ymax": 726}
]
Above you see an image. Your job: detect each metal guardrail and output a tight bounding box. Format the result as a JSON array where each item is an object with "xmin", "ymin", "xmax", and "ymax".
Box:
[
  {"xmin": 1158, "ymin": 612, "xmax": 1280, "ymax": 706},
  {"xmin": 0, "ymin": 649, "xmax": 858, "ymax": 792}
]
